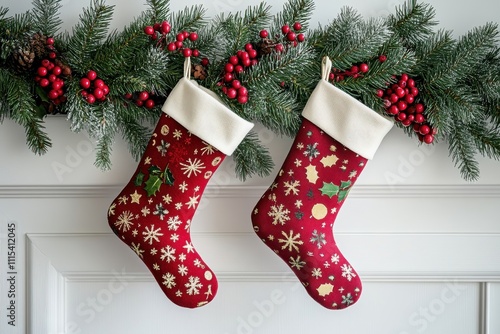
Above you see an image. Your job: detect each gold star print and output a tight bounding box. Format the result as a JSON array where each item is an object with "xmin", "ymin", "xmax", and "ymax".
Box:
[
  {"xmin": 130, "ymin": 190, "xmax": 142, "ymax": 204},
  {"xmin": 330, "ymin": 145, "xmax": 337, "ymax": 152},
  {"xmin": 349, "ymin": 170, "xmax": 358, "ymax": 179}
]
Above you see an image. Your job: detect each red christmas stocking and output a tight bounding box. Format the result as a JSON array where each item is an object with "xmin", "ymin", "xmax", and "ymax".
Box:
[
  {"xmin": 108, "ymin": 58, "xmax": 253, "ymax": 308},
  {"xmin": 251, "ymin": 57, "xmax": 393, "ymax": 309}
]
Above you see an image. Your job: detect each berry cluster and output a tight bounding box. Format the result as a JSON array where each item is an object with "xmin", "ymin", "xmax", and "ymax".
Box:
[
  {"xmin": 328, "ymin": 62, "xmax": 369, "ymax": 82},
  {"xmin": 34, "ymin": 37, "xmax": 70, "ymax": 105},
  {"xmin": 79, "ymin": 70, "xmax": 110, "ymax": 104},
  {"xmin": 144, "ymin": 21, "xmax": 200, "ymax": 58},
  {"xmin": 218, "ymin": 43, "xmax": 259, "ymax": 104},
  {"xmin": 259, "ymin": 21, "xmax": 305, "ymax": 53},
  {"xmin": 123, "ymin": 91, "xmax": 160, "ymax": 109},
  {"xmin": 378, "ymin": 74, "xmax": 436, "ymax": 144}
]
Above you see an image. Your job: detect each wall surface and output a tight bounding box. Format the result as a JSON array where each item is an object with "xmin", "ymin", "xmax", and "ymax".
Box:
[{"xmin": 1, "ymin": 0, "xmax": 499, "ymax": 334}]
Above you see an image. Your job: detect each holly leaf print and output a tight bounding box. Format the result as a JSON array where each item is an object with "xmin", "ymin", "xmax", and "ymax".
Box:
[
  {"xmin": 145, "ymin": 175, "xmax": 162, "ymax": 197},
  {"xmin": 319, "ymin": 182, "xmax": 340, "ymax": 199},
  {"xmin": 134, "ymin": 171, "xmax": 145, "ymax": 186},
  {"xmin": 163, "ymin": 166, "xmax": 175, "ymax": 186},
  {"xmin": 148, "ymin": 165, "xmax": 162, "ymax": 176},
  {"xmin": 338, "ymin": 180, "xmax": 352, "ymax": 202}
]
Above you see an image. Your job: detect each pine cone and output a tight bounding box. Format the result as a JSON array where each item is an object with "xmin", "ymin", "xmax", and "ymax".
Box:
[
  {"xmin": 30, "ymin": 33, "xmax": 48, "ymax": 58},
  {"xmin": 192, "ymin": 64, "xmax": 207, "ymax": 80},
  {"xmin": 12, "ymin": 47, "xmax": 36, "ymax": 71},
  {"xmin": 256, "ymin": 38, "xmax": 274, "ymax": 56}
]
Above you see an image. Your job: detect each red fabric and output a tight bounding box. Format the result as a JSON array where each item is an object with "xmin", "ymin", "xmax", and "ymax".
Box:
[
  {"xmin": 252, "ymin": 118, "xmax": 365, "ymax": 309},
  {"xmin": 108, "ymin": 113, "xmax": 224, "ymax": 308}
]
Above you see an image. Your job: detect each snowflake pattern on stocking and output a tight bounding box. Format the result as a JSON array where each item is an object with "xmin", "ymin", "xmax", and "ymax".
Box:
[
  {"xmin": 108, "ymin": 113, "xmax": 223, "ymax": 308},
  {"xmin": 252, "ymin": 118, "xmax": 365, "ymax": 309}
]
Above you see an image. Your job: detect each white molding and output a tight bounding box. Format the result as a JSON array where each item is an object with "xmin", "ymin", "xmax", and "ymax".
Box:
[{"xmin": 2, "ymin": 184, "xmax": 500, "ymax": 198}]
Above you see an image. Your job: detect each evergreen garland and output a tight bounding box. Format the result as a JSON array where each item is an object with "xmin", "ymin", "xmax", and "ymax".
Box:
[{"xmin": 0, "ymin": 0, "xmax": 499, "ymax": 181}]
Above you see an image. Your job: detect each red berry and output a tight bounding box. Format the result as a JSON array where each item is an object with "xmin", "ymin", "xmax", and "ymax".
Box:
[
  {"xmin": 226, "ymin": 88, "xmax": 237, "ymax": 99},
  {"xmin": 124, "ymin": 93, "xmax": 133, "ymax": 100},
  {"xmin": 350, "ymin": 65, "xmax": 359, "ymax": 74},
  {"xmin": 52, "ymin": 66, "xmax": 62, "ymax": 76},
  {"xmin": 241, "ymin": 58, "xmax": 251, "ymax": 67},
  {"xmin": 175, "ymin": 41, "xmax": 183, "ymax": 49},
  {"xmin": 161, "ymin": 21, "xmax": 171, "ymax": 34},
  {"xmin": 329, "ymin": 73, "xmax": 335, "ymax": 81},
  {"xmin": 401, "ymin": 73, "xmax": 409, "ymax": 82},
  {"xmin": 87, "ymin": 70, "xmax": 97, "ymax": 81},
  {"xmin": 232, "ymin": 80, "xmax": 241, "ymax": 89},
  {"xmin": 182, "ymin": 48, "xmax": 192, "ymax": 57},
  {"xmin": 224, "ymin": 63, "xmax": 234, "ymax": 73},
  {"xmin": 297, "ymin": 33, "xmax": 305, "ymax": 42},
  {"xmin": 395, "ymin": 87, "xmax": 405, "ymax": 98},
  {"xmin": 48, "ymin": 89, "xmax": 59, "ymax": 100},
  {"xmin": 245, "ymin": 43, "xmax": 253, "ymax": 52},
  {"xmin": 237, "ymin": 86, "xmax": 248, "ymax": 97},
  {"xmin": 94, "ymin": 79, "xmax": 105, "ymax": 89},
  {"xmin": 144, "ymin": 26, "xmax": 155, "ymax": 35},
  {"xmin": 37, "ymin": 67, "xmax": 48, "ymax": 77},
  {"xmin": 251, "ymin": 59, "xmax": 258, "ymax": 66},
  {"xmin": 379, "ymin": 55, "xmax": 387, "ymax": 62},
  {"xmin": 407, "ymin": 106, "xmax": 416, "ymax": 114},
  {"xmin": 407, "ymin": 114, "xmax": 415, "ymax": 122},
  {"xmin": 144, "ymin": 99, "xmax": 155, "ymax": 109},
  {"xmin": 192, "ymin": 49, "xmax": 200, "ymax": 57},
  {"xmin": 234, "ymin": 65, "xmax": 244, "ymax": 73},
  {"xmin": 286, "ymin": 32, "xmax": 296, "ymax": 41},
  {"xmin": 224, "ymin": 72, "xmax": 233, "ymax": 82},
  {"xmin": 48, "ymin": 74, "xmax": 57, "ymax": 82},
  {"xmin": 183, "ymin": 31, "xmax": 190, "ymax": 39},
  {"xmin": 387, "ymin": 105, "xmax": 399, "ymax": 115},
  {"xmin": 102, "ymin": 85, "xmax": 109, "ymax": 95},
  {"xmin": 281, "ymin": 25, "xmax": 290, "ymax": 35},
  {"xmin": 201, "ymin": 58, "xmax": 209, "ymax": 67},
  {"xmin": 396, "ymin": 112, "xmax": 407, "ymax": 122},
  {"xmin": 93, "ymin": 88, "xmax": 104, "ymax": 99},
  {"xmin": 167, "ymin": 42, "xmax": 176, "ymax": 51},
  {"xmin": 398, "ymin": 79, "xmax": 407, "ymax": 88},
  {"xmin": 46, "ymin": 37, "xmax": 55, "ymax": 45},
  {"xmin": 414, "ymin": 114, "xmax": 425, "ymax": 124},
  {"xmin": 419, "ymin": 124, "xmax": 431, "ymax": 135},
  {"xmin": 293, "ymin": 22, "xmax": 302, "ymax": 31},
  {"xmin": 189, "ymin": 32, "xmax": 198, "ymax": 41},
  {"xmin": 49, "ymin": 52, "xmax": 57, "ymax": 59},
  {"xmin": 52, "ymin": 80, "xmax": 63, "ymax": 90},
  {"xmin": 41, "ymin": 59, "xmax": 50, "ymax": 68},
  {"xmin": 86, "ymin": 94, "xmax": 96, "ymax": 104},
  {"xmin": 359, "ymin": 63, "xmax": 369, "ymax": 73},
  {"xmin": 237, "ymin": 95, "xmax": 248, "ymax": 104},
  {"xmin": 389, "ymin": 94, "xmax": 399, "ymax": 104},
  {"xmin": 275, "ymin": 44, "xmax": 284, "ymax": 53},
  {"xmin": 138, "ymin": 91, "xmax": 149, "ymax": 101},
  {"xmin": 153, "ymin": 23, "xmax": 161, "ymax": 31},
  {"xmin": 423, "ymin": 134, "xmax": 434, "ymax": 144},
  {"xmin": 397, "ymin": 101, "xmax": 407, "ymax": 111},
  {"xmin": 176, "ymin": 33, "xmax": 185, "ymax": 42},
  {"xmin": 39, "ymin": 78, "xmax": 50, "ymax": 87},
  {"xmin": 411, "ymin": 87, "xmax": 419, "ymax": 96},
  {"xmin": 239, "ymin": 51, "xmax": 249, "ymax": 60},
  {"xmin": 259, "ymin": 30, "xmax": 268, "ymax": 38},
  {"xmin": 229, "ymin": 55, "xmax": 239, "ymax": 65},
  {"xmin": 407, "ymin": 78, "xmax": 416, "ymax": 88},
  {"xmin": 405, "ymin": 94, "xmax": 415, "ymax": 104},
  {"xmin": 248, "ymin": 49, "xmax": 258, "ymax": 59},
  {"xmin": 415, "ymin": 103, "xmax": 425, "ymax": 113},
  {"xmin": 402, "ymin": 118, "xmax": 413, "ymax": 127},
  {"xmin": 376, "ymin": 89, "xmax": 384, "ymax": 98},
  {"xmin": 135, "ymin": 99, "xmax": 144, "ymax": 107},
  {"xmin": 81, "ymin": 90, "xmax": 88, "ymax": 98}
]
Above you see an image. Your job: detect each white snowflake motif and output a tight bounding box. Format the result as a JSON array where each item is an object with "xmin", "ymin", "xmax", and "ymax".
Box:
[
  {"xmin": 153, "ymin": 203, "xmax": 168, "ymax": 220},
  {"xmin": 167, "ymin": 215, "xmax": 182, "ymax": 231},
  {"xmin": 185, "ymin": 276, "xmax": 202, "ymax": 296},
  {"xmin": 310, "ymin": 230, "xmax": 327, "ymax": 249},
  {"xmin": 115, "ymin": 211, "xmax": 134, "ymax": 232},
  {"xmin": 194, "ymin": 259, "xmax": 205, "ymax": 269},
  {"xmin": 341, "ymin": 264, "xmax": 356, "ymax": 281},
  {"xmin": 304, "ymin": 143, "xmax": 320, "ymax": 161},
  {"xmin": 108, "ymin": 203, "xmax": 116, "ymax": 216},
  {"xmin": 180, "ymin": 158, "xmax": 206, "ymax": 178},
  {"xmin": 283, "ymin": 180, "xmax": 300, "ymax": 196},
  {"xmin": 175, "ymin": 202, "xmax": 183, "ymax": 210},
  {"xmin": 170, "ymin": 233, "xmax": 179, "ymax": 242},
  {"xmin": 289, "ymin": 256, "xmax": 306, "ymax": 270},
  {"xmin": 141, "ymin": 206, "xmax": 150, "ymax": 217},
  {"xmin": 323, "ymin": 261, "xmax": 331, "ymax": 268},
  {"xmin": 183, "ymin": 241, "xmax": 195, "ymax": 253},
  {"xmin": 118, "ymin": 195, "xmax": 128, "ymax": 205},
  {"xmin": 342, "ymin": 293, "xmax": 354, "ymax": 306},
  {"xmin": 178, "ymin": 253, "xmax": 187, "ymax": 262},
  {"xmin": 186, "ymin": 194, "xmax": 200, "ymax": 209},
  {"xmin": 278, "ymin": 230, "xmax": 304, "ymax": 252},
  {"xmin": 156, "ymin": 139, "xmax": 170, "ymax": 156},
  {"xmin": 331, "ymin": 254, "xmax": 340, "ymax": 264},
  {"xmin": 163, "ymin": 194, "xmax": 172, "ymax": 204},
  {"xmin": 294, "ymin": 158, "xmax": 302, "ymax": 167},
  {"xmin": 268, "ymin": 204, "xmax": 291, "ymax": 225},
  {"xmin": 200, "ymin": 143, "xmax": 215, "ymax": 155},
  {"xmin": 130, "ymin": 242, "xmax": 144, "ymax": 258},
  {"xmin": 179, "ymin": 181, "xmax": 188, "ymax": 193},
  {"xmin": 162, "ymin": 272, "xmax": 176, "ymax": 289},
  {"xmin": 173, "ymin": 129, "xmax": 182, "ymax": 140},
  {"xmin": 311, "ymin": 268, "xmax": 322, "ymax": 278},
  {"xmin": 160, "ymin": 245, "xmax": 177, "ymax": 263},
  {"xmin": 143, "ymin": 224, "xmax": 164, "ymax": 245},
  {"xmin": 296, "ymin": 142, "xmax": 304, "ymax": 150},
  {"xmin": 178, "ymin": 264, "xmax": 188, "ymax": 276}
]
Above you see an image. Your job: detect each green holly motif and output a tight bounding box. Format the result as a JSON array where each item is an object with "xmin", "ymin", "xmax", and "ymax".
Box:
[
  {"xmin": 135, "ymin": 165, "xmax": 175, "ymax": 197},
  {"xmin": 319, "ymin": 180, "xmax": 352, "ymax": 202}
]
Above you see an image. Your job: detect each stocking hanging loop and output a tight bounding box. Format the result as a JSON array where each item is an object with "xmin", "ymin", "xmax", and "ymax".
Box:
[
  {"xmin": 321, "ymin": 56, "xmax": 332, "ymax": 81},
  {"xmin": 184, "ymin": 56, "xmax": 191, "ymax": 79}
]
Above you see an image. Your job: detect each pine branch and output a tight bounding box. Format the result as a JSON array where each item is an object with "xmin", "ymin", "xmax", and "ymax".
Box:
[
  {"xmin": 88, "ymin": 101, "xmax": 118, "ymax": 170},
  {"xmin": 146, "ymin": 0, "xmax": 170, "ymax": 23},
  {"xmin": 386, "ymin": 0, "xmax": 437, "ymax": 48},
  {"xmin": 233, "ymin": 131, "xmax": 274, "ymax": 180},
  {"xmin": 169, "ymin": 5, "xmax": 207, "ymax": 33},
  {"xmin": 31, "ymin": 0, "xmax": 62, "ymax": 37},
  {"xmin": 65, "ymin": 0, "xmax": 114, "ymax": 73},
  {"xmin": 271, "ymin": 0, "xmax": 315, "ymax": 34},
  {"xmin": 470, "ymin": 120, "xmax": 500, "ymax": 161},
  {"xmin": 115, "ymin": 101, "xmax": 153, "ymax": 161},
  {"xmin": 447, "ymin": 118, "xmax": 480, "ymax": 181}
]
